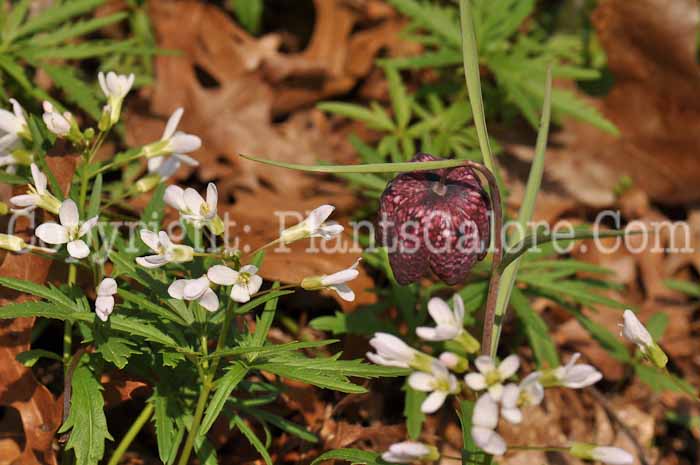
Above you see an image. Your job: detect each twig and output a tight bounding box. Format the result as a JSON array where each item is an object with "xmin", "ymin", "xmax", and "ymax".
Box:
[{"xmin": 587, "ymin": 387, "xmax": 650, "ymax": 465}]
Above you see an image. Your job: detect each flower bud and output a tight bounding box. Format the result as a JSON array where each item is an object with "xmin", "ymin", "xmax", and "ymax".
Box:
[
  {"xmin": 0, "ymin": 234, "xmax": 26, "ymax": 252},
  {"xmin": 569, "ymin": 443, "xmax": 633, "ymax": 465},
  {"xmin": 439, "ymin": 352, "xmax": 469, "ymax": 373},
  {"xmin": 0, "ymin": 202, "xmax": 8, "ymax": 215},
  {"xmin": 377, "ymin": 153, "xmax": 491, "ymax": 285},
  {"xmin": 135, "ymin": 174, "xmax": 162, "ymax": 193}
]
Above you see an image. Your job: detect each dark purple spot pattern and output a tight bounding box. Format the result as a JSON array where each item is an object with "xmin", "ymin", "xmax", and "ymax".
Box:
[{"xmin": 377, "ymin": 153, "xmax": 491, "ymax": 285}]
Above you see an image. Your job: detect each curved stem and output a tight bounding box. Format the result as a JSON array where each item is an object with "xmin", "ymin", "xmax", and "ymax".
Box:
[
  {"xmin": 464, "ymin": 161, "xmax": 503, "ymax": 356},
  {"xmin": 176, "ymin": 380, "xmax": 212, "ymax": 465},
  {"xmin": 106, "ymin": 402, "xmax": 154, "ymax": 465}
]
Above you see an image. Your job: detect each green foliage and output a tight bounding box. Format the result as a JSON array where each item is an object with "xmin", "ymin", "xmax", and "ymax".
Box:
[
  {"xmin": 311, "ymin": 448, "xmax": 382, "ymax": 465},
  {"xmin": 0, "ymin": 0, "xmax": 154, "ymax": 118},
  {"xmin": 228, "ymin": 0, "xmax": 264, "ymax": 35},
  {"xmin": 404, "ymin": 382, "xmax": 427, "ymax": 439}
]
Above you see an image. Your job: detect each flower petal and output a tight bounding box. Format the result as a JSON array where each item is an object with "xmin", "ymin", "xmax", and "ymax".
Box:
[
  {"xmin": 453, "ymin": 294, "xmax": 465, "ymax": 323},
  {"xmin": 471, "ymin": 427, "xmax": 506, "ymax": 456},
  {"xmin": 67, "ymin": 239, "xmax": 90, "ymax": 259},
  {"xmin": 501, "ymin": 406, "xmax": 522, "ymax": 425},
  {"xmin": 170, "ymin": 134, "xmax": 201, "ymax": 153},
  {"xmin": 421, "ymin": 391, "xmax": 447, "ymax": 414},
  {"xmin": 464, "ymin": 373, "xmax": 487, "ymax": 391},
  {"xmin": 230, "ymin": 283, "xmax": 251, "ymax": 303},
  {"xmin": 498, "ymin": 354, "xmax": 520, "ymax": 379},
  {"xmin": 184, "ymin": 276, "xmax": 210, "ymax": 300},
  {"xmin": 162, "ymin": 108, "xmax": 183, "ymax": 140},
  {"xmin": 95, "ymin": 296, "xmax": 114, "ymax": 319},
  {"xmin": 164, "ymin": 185, "xmax": 186, "ymax": 211},
  {"xmin": 472, "ymin": 393, "xmax": 499, "ymax": 429},
  {"xmin": 97, "ymin": 278, "xmax": 117, "ymax": 296},
  {"xmin": 408, "ymin": 372, "xmax": 435, "ymax": 392},
  {"xmin": 330, "ymin": 283, "xmax": 355, "ymax": 302},
  {"xmin": 79, "ymin": 216, "xmax": 99, "ymax": 237},
  {"xmin": 474, "ymin": 355, "xmax": 495, "ymax": 375},
  {"xmin": 59, "ymin": 199, "xmax": 79, "ymax": 228},
  {"xmin": 184, "ymin": 188, "xmax": 205, "ymax": 215},
  {"xmin": 247, "ymin": 274, "xmax": 263, "ymax": 295},
  {"xmin": 198, "ymin": 288, "xmax": 219, "ymax": 312},
  {"xmin": 168, "ymin": 279, "xmax": 188, "ymax": 299},
  {"xmin": 207, "ymin": 265, "xmax": 238, "ymax": 285},
  {"xmin": 487, "ymin": 383, "xmax": 503, "ymax": 402},
  {"xmin": 30, "ymin": 163, "xmax": 47, "ymax": 193},
  {"xmin": 139, "ymin": 229, "xmax": 161, "ymax": 251},
  {"xmin": 206, "ymin": 183, "xmax": 218, "ymax": 212},
  {"xmin": 500, "ymin": 384, "xmax": 520, "ymax": 408},
  {"xmin": 10, "ymin": 194, "xmax": 39, "ymax": 207},
  {"xmin": 136, "ymin": 255, "xmax": 168, "ymax": 268},
  {"xmin": 427, "ymin": 297, "xmax": 454, "ymax": 326},
  {"xmin": 36, "ymin": 223, "xmax": 69, "ymax": 244},
  {"xmin": 307, "ymin": 204, "xmax": 334, "ymax": 229}
]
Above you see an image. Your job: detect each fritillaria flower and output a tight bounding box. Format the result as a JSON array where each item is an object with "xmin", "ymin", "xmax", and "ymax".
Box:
[
  {"xmin": 35, "ymin": 199, "xmax": 98, "ymax": 259},
  {"xmin": 381, "ymin": 441, "xmax": 439, "ymax": 464},
  {"xmin": 95, "ymin": 278, "xmax": 117, "ymax": 322},
  {"xmin": 377, "ymin": 153, "xmax": 491, "ymax": 285}
]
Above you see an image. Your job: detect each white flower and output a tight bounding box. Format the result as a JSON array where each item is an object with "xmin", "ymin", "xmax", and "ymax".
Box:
[
  {"xmin": 416, "ymin": 295, "xmax": 480, "ymax": 353},
  {"xmin": 570, "ymin": 443, "xmax": 634, "ymax": 465},
  {"xmin": 408, "ymin": 361, "xmax": 460, "ymax": 413},
  {"xmin": 207, "ymin": 264, "xmax": 263, "ymax": 303},
  {"xmin": 164, "ymin": 183, "xmax": 223, "ymax": 234},
  {"xmin": 381, "ymin": 441, "xmax": 439, "ymax": 464},
  {"xmin": 544, "ymin": 353, "xmax": 602, "ymax": 389},
  {"xmin": 619, "ymin": 309, "xmax": 668, "ymax": 368},
  {"xmin": 366, "ymin": 332, "xmax": 434, "ymax": 372},
  {"xmin": 148, "ymin": 152, "xmax": 198, "ymax": 180},
  {"xmin": 98, "ymin": 71, "xmax": 134, "ymax": 126},
  {"xmin": 10, "ymin": 163, "xmax": 61, "ymax": 214},
  {"xmin": 42, "ymin": 101, "xmax": 72, "ymax": 137},
  {"xmin": 0, "ymin": 98, "xmax": 28, "ymax": 152},
  {"xmin": 439, "ymin": 352, "xmax": 469, "ymax": 373},
  {"xmin": 35, "ymin": 199, "xmax": 98, "ymax": 259},
  {"xmin": 471, "ymin": 393, "xmax": 506, "ymax": 456},
  {"xmin": 464, "ymin": 354, "xmax": 519, "ymax": 401},
  {"xmin": 500, "ymin": 372, "xmax": 544, "ymax": 424},
  {"xmin": 144, "ymin": 108, "xmax": 201, "ymax": 161},
  {"xmin": 300, "ymin": 258, "xmax": 361, "ymax": 302},
  {"xmin": 168, "ymin": 275, "xmax": 219, "ymax": 312},
  {"xmin": 135, "ymin": 230, "xmax": 194, "ymax": 268},
  {"xmin": 279, "ymin": 204, "xmax": 344, "ymax": 244},
  {"xmin": 95, "ymin": 278, "xmax": 117, "ymax": 322}
]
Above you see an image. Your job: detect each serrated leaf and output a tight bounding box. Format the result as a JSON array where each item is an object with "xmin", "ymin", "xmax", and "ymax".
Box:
[
  {"xmin": 16, "ymin": 348, "xmax": 61, "ymax": 367},
  {"xmin": 198, "ymin": 362, "xmax": 248, "ymax": 439},
  {"xmin": 16, "ymin": 0, "xmax": 104, "ymax": 38},
  {"xmin": 151, "ymin": 385, "xmax": 185, "ymax": 465},
  {"xmin": 384, "ymin": 66, "xmax": 411, "ymax": 129},
  {"xmin": 95, "ymin": 336, "xmax": 140, "ymax": 369},
  {"xmin": 29, "ymin": 12, "xmax": 127, "ymax": 47},
  {"xmin": 86, "ymin": 173, "xmax": 102, "ymax": 218},
  {"xmin": 117, "ymin": 288, "xmax": 188, "ymax": 326},
  {"xmin": 244, "ymin": 408, "xmax": 318, "ymax": 443},
  {"xmin": 19, "ymin": 39, "xmax": 156, "ymax": 60},
  {"xmin": 141, "ymin": 182, "xmax": 166, "ymax": 230},
  {"xmin": 59, "ymin": 364, "xmax": 112, "ymax": 465},
  {"xmin": 231, "ymin": 414, "xmax": 272, "ymax": 465},
  {"xmin": 317, "ymin": 102, "xmax": 395, "ymax": 132},
  {"xmin": 0, "ymin": 277, "xmax": 75, "ymax": 310}
]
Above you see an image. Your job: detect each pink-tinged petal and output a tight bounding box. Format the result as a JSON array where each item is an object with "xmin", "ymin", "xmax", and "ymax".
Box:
[
  {"xmin": 168, "ymin": 279, "xmax": 188, "ymax": 299},
  {"xmin": 472, "ymin": 393, "xmax": 499, "ymax": 429},
  {"xmin": 183, "ymin": 187, "xmax": 205, "ymax": 214},
  {"xmin": 59, "ymin": 199, "xmax": 79, "ymax": 228},
  {"xmin": 162, "ymin": 108, "xmax": 184, "ymax": 140},
  {"xmin": 95, "ymin": 296, "xmax": 114, "ymax": 318},
  {"xmin": 169, "ymin": 134, "xmax": 201, "ymax": 153},
  {"xmin": 471, "ymin": 427, "xmax": 506, "ymax": 456},
  {"xmin": 501, "ymin": 406, "xmax": 522, "ymax": 424},
  {"xmin": 136, "ymin": 255, "xmax": 168, "ymax": 268},
  {"xmin": 366, "ymin": 352, "xmax": 409, "ymax": 368},
  {"xmin": 36, "ymin": 223, "xmax": 69, "ymax": 244},
  {"xmin": 416, "ymin": 327, "xmax": 440, "ymax": 341},
  {"xmin": 184, "ymin": 276, "xmax": 209, "ymax": 300},
  {"xmin": 157, "ymin": 231, "xmax": 172, "ymax": 249},
  {"xmin": 207, "ymin": 265, "xmax": 238, "ymax": 285},
  {"xmin": 306, "ymin": 205, "xmax": 334, "ymax": 229},
  {"xmin": 67, "ymin": 239, "xmax": 90, "ymax": 259},
  {"xmin": 246, "ymin": 274, "xmax": 263, "ymax": 295},
  {"xmin": 198, "ymin": 288, "xmax": 219, "ymax": 312},
  {"xmin": 421, "ymin": 391, "xmax": 447, "ymax": 414}
]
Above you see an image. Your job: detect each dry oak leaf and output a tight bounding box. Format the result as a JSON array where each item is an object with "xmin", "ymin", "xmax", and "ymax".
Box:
[{"xmin": 541, "ymin": 0, "xmax": 700, "ymax": 207}]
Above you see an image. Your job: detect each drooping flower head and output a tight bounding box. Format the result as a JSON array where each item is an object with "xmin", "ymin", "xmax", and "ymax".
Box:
[
  {"xmin": 95, "ymin": 278, "xmax": 118, "ymax": 322},
  {"xmin": 300, "ymin": 258, "xmax": 361, "ymax": 302},
  {"xmin": 619, "ymin": 309, "xmax": 668, "ymax": 368},
  {"xmin": 377, "ymin": 153, "xmax": 491, "ymax": 285},
  {"xmin": 35, "ymin": 199, "xmax": 98, "ymax": 259}
]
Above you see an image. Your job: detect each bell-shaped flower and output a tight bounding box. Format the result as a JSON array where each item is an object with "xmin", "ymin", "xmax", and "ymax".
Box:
[
  {"xmin": 300, "ymin": 258, "xmax": 360, "ymax": 302},
  {"xmin": 279, "ymin": 204, "xmax": 344, "ymax": 244},
  {"xmin": 620, "ymin": 309, "xmax": 668, "ymax": 368},
  {"xmin": 168, "ymin": 275, "xmax": 219, "ymax": 312},
  {"xmin": 42, "ymin": 101, "xmax": 73, "ymax": 137},
  {"xmin": 381, "ymin": 441, "xmax": 439, "ymax": 464},
  {"xmin": 500, "ymin": 372, "xmax": 544, "ymax": 424},
  {"xmin": 95, "ymin": 278, "xmax": 117, "ymax": 322},
  {"xmin": 408, "ymin": 361, "xmax": 460, "ymax": 413},
  {"xmin": 98, "ymin": 71, "xmax": 135, "ymax": 126},
  {"xmin": 143, "ymin": 108, "xmax": 201, "ymax": 160},
  {"xmin": 207, "ymin": 264, "xmax": 263, "ymax": 303},
  {"xmin": 164, "ymin": 183, "xmax": 224, "ymax": 235},
  {"xmin": 366, "ymin": 332, "xmax": 435, "ymax": 372},
  {"xmin": 0, "ymin": 99, "xmax": 29, "ymax": 151},
  {"xmin": 471, "ymin": 393, "xmax": 506, "ymax": 456},
  {"xmin": 416, "ymin": 294, "xmax": 479, "ymax": 353},
  {"xmin": 10, "ymin": 163, "xmax": 61, "ymax": 214},
  {"xmin": 464, "ymin": 354, "xmax": 519, "ymax": 401},
  {"xmin": 35, "ymin": 199, "xmax": 98, "ymax": 259},
  {"xmin": 135, "ymin": 230, "xmax": 194, "ymax": 268},
  {"xmin": 569, "ymin": 443, "xmax": 634, "ymax": 465},
  {"xmin": 541, "ymin": 353, "xmax": 602, "ymax": 389}
]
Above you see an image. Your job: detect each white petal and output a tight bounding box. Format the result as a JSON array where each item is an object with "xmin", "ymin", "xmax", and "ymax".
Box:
[
  {"xmin": 230, "ymin": 283, "xmax": 251, "ymax": 303},
  {"xmin": 97, "ymin": 278, "xmax": 117, "ymax": 296},
  {"xmin": 162, "ymin": 108, "xmax": 183, "ymax": 140},
  {"xmin": 316, "ymin": 223, "xmax": 344, "ymax": 239},
  {"xmin": 307, "ymin": 204, "xmax": 334, "ymax": 229},
  {"xmin": 79, "ymin": 216, "xmax": 99, "ymax": 237},
  {"xmin": 155, "ymin": 157, "xmax": 179, "ymax": 179},
  {"xmin": 184, "ymin": 276, "xmax": 210, "ymax": 300},
  {"xmin": 206, "ymin": 183, "xmax": 218, "ymax": 212},
  {"xmin": 98, "ymin": 72, "xmax": 108, "ymax": 96},
  {"xmin": 207, "ymin": 265, "xmax": 238, "ymax": 285},
  {"xmin": 169, "ymin": 134, "xmax": 201, "ymax": 153},
  {"xmin": 453, "ymin": 294, "xmax": 464, "ymax": 323},
  {"xmin": 175, "ymin": 153, "xmax": 199, "ymax": 166},
  {"xmin": 59, "ymin": 199, "xmax": 79, "ymax": 228},
  {"xmin": 498, "ymin": 354, "xmax": 520, "ymax": 379},
  {"xmin": 592, "ymin": 447, "xmax": 634, "ymax": 465},
  {"xmin": 501, "ymin": 384, "xmax": 520, "ymax": 408},
  {"xmin": 30, "ymin": 163, "xmax": 47, "ymax": 193},
  {"xmin": 164, "ymin": 185, "xmax": 186, "ymax": 211},
  {"xmin": 136, "ymin": 255, "xmax": 168, "ymax": 268},
  {"xmin": 36, "ymin": 223, "xmax": 69, "ymax": 244},
  {"xmin": 198, "ymin": 288, "xmax": 219, "ymax": 312},
  {"xmin": 330, "ymin": 283, "xmax": 355, "ymax": 302},
  {"xmin": 148, "ymin": 156, "xmax": 163, "ymax": 173},
  {"xmin": 322, "ymin": 268, "xmax": 359, "ymax": 286},
  {"xmin": 10, "ymin": 194, "xmax": 39, "ymax": 207},
  {"xmin": 502, "ymin": 406, "xmax": 522, "ymax": 424},
  {"xmin": 474, "ymin": 355, "xmax": 495, "ymax": 375},
  {"xmin": 421, "ymin": 391, "xmax": 447, "ymax": 414},
  {"xmin": 67, "ymin": 239, "xmax": 90, "ymax": 259},
  {"xmin": 415, "ymin": 327, "xmax": 441, "ymax": 341},
  {"xmin": 427, "ymin": 297, "xmax": 455, "ymax": 326},
  {"xmin": 408, "ymin": 372, "xmax": 435, "ymax": 392},
  {"xmin": 183, "ymin": 188, "xmax": 205, "ymax": 214},
  {"xmin": 95, "ymin": 296, "xmax": 114, "ymax": 318},
  {"xmin": 168, "ymin": 279, "xmax": 188, "ymax": 299},
  {"xmin": 472, "ymin": 394, "xmax": 499, "ymax": 429},
  {"xmin": 464, "ymin": 373, "xmax": 487, "ymax": 391},
  {"xmin": 488, "ymin": 383, "xmax": 503, "ymax": 402},
  {"xmin": 471, "ymin": 427, "xmax": 506, "ymax": 456},
  {"xmin": 246, "ymin": 274, "xmax": 263, "ymax": 295},
  {"xmin": 139, "ymin": 229, "xmax": 161, "ymax": 251},
  {"xmin": 366, "ymin": 352, "xmax": 409, "ymax": 368}
]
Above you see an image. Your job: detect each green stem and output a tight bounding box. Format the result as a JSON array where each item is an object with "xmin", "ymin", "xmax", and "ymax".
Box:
[
  {"xmin": 176, "ymin": 380, "xmax": 212, "ymax": 465},
  {"xmin": 106, "ymin": 402, "xmax": 154, "ymax": 465},
  {"xmin": 209, "ymin": 299, "xmax": 235, "ymax": 377},
  {"xmin": 63, "ymin": 264, "xmax": 77, "ymax": 365}
]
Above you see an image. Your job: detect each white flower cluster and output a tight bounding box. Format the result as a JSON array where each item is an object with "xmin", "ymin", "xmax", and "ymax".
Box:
[{"xmin": 367, "ymin": 293, "xmax": 636, "ymax": 464}]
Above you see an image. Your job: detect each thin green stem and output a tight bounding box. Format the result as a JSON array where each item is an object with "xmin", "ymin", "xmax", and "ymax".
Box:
[
  {"xmin": 63, "ymin": 264, "xmax": 77, "ymax": 365},
  {"xmin": 209, "ymin": 299, "xmax": 235, "ymax": 377},
  {"xmin": 176, "ymin": 380, "xmax": 212, "ymax": 465},
  {"xmin": 106, "ymin": 402, "xmax": 154, "ymax": 465},
  {"xmin": 245, "ymin": 238, "xmax": 280, "ymax": 259}
]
